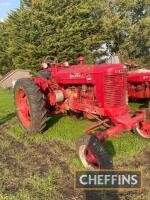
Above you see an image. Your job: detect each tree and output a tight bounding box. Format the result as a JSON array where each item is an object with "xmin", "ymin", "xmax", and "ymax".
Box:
[
  {"xmin": 102, "ymin": 0, "xmax": 150, "ymax": 65},
  {"xmin": 1, "ymin": 0, "xmax": 110, "ymax": 74},
  {"xmin": 0, "ymin": 22, "xmax": 12, "ymax": 74},
  {"xmin": 0, "ymin": 0, "xmax": 149, "ymax": 75}
]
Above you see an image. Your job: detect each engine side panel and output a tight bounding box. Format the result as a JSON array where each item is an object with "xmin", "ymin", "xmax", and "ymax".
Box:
[{"xmin": 128, "ymin": 73, "xmax": 150, "ymax": 82}]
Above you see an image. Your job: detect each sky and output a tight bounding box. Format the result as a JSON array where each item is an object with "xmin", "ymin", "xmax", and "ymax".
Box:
[{"xmin": 0, "ymin": 0, "xmax": 20, "ymax": 21}]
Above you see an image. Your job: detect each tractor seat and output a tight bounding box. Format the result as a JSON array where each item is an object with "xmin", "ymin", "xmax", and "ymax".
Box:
[{"xmin": 38, "ymin": 70, "xmax": 51, "ymax": 79}]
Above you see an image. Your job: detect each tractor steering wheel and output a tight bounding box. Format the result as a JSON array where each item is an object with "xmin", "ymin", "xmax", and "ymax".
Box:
[{"xmin": 43, "ymin": 56, "xmax": 58, "ymax": 66}]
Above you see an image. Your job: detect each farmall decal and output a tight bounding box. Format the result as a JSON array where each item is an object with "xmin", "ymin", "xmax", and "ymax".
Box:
[
  {"xmin": 70, "ymin": 73, "xmax": 83, "ymax": 78},
  {"xmin": 115, "ymin": 69, "xmax": 127, "ymax": 73}
]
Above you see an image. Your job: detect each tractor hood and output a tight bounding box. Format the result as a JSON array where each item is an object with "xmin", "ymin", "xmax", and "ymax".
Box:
[{"xmin": 55, "ymin": 64, "xmax": 127, "ymax": 84}]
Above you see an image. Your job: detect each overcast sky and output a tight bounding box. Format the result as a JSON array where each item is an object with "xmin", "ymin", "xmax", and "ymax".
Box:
[{"xmin": 0, "ymin": 0, "xmax": 20, "ymax": 21}]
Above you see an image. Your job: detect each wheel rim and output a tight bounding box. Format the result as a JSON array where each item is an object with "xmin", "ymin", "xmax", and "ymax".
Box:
[
  {"xmin": 16, "ymin": 88, "xmax": 31, "ymax": 128},
  {"xmin": 136, "ymin": 121, "xmax": 150, "ymax": 138},
  {"xmin": 79, "ymin": 145, "xmax": 100, "ymax": 169}
]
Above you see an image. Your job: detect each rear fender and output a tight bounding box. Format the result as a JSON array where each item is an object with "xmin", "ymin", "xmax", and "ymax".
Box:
[{"xmin": 34, "ymin": 76, "xmax": 49, "ymax": 92}]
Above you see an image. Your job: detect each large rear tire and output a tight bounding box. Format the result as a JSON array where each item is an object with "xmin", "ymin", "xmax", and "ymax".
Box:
[
  {"xmin": 14, "ymin": 78, "xmax": 47, "ymax": 134},
  {"xmin": 76, "ymin": 135, "xmax": 112, "ymax": 170}
]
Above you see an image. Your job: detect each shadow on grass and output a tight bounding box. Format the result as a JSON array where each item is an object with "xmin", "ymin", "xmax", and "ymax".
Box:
[
  {"xmin": 44, "ymin": 115, "xmax": 63, "ymax": 131},
  {"xmin": 0, "ymin": 112, "xmax": 16, "ymax": 126},
  {"xmin": 129, "ymin": 98, "xmax": 149, "ymax": 108},
  {"xmin": 103, "ymin": 140, "xmax": 116, "ymax": 158}
]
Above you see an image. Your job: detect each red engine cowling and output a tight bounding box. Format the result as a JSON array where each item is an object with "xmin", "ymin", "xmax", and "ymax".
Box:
[
  {"xmin": 127, "ymin": 69, "xmax": 150, "ymax": 98},
  {"xmin": 128, "ymin": 82, "xmax": 150, "ymax": 98}
]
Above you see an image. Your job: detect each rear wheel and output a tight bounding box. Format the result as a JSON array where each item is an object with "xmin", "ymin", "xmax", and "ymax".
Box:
[
  {"xmin": 76, "ymin": 135, "xmax": 112, "ymax": 170},
  {"xmin": 14, "ymin": 78, "xmax": 47, "ymax": 134}
]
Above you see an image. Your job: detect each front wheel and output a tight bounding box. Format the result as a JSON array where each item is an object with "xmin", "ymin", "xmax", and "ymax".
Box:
[
  {"xmin": 133, "ymin": 121, "xmax": 150, "ymax": 139},
  {"xmin": 76, "ymin": 135, "xmax": 112, "ymax": 170}
]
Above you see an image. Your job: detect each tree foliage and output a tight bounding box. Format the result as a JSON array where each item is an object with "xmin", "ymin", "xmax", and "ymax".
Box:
[{"xmin": 0, "ymin": 0, "xmax": 149, "ymax": 75}]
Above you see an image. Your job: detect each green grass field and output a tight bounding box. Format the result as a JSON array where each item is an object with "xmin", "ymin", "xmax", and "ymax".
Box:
[{"xmin": 0, "ymin": 89, "xmax": 150, "ymax": 200}]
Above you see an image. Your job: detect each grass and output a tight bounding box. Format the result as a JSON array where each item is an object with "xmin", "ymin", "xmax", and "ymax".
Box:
[
  {"xmin": 0, "ymin": 89, "xmax": 150, "ymax": 200},
  {"xmin": 0, "ymin": 90, "xmax": 15, "ymax": 119}
]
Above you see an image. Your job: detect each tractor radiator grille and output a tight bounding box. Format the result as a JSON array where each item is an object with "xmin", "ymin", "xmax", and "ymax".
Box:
[{"xmin": 104, "ymin": 74, "xmax": 127, "ymax": 107}]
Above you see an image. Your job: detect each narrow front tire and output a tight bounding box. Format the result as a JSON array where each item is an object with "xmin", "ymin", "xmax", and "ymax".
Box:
[{"xmin": 76, "ymin": 135, "xmax": 112, "ymax": 170}]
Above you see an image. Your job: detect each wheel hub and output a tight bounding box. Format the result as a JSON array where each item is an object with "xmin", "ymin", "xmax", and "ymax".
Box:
[
  {"xmin": 85, "ymin": 147, "xmax": 100, "ymax": 168},
  {"xmin": 79, "ymin": 145, "xmax": 100, "ymax": 169},
  {"xmin": 16, "ymin": 89, "xmax": 31, "ymax": 128}
]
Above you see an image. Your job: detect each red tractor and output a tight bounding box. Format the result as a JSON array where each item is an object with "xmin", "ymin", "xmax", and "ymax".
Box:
[
  {"xmin": 127, "ymin": 63, "xmax": 150, "ymax": 138},
  {"xmin": 14, "ymin": 56, "xmax": 150, "ymax": 170}
]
